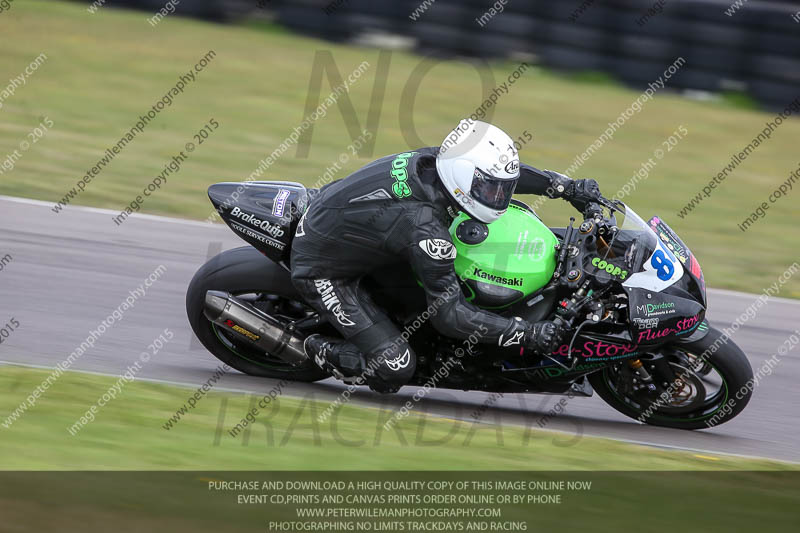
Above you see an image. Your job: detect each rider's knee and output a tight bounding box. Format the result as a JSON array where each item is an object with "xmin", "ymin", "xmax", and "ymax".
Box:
[{"xmin": 367, "ymin": 341, "xmax": 416, "ymax": 393}]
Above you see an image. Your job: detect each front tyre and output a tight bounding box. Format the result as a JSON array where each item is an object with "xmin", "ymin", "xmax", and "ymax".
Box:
[{"xmin": 589, "ymin": 326, "xmax": 754, "ymax": 430}]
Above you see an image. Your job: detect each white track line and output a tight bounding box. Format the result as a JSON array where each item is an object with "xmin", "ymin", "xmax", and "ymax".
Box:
[
  {"xmin": 0, "ymin": 194, "xmax": 221, "ymax": 229},
  {"xmin": 3, "ymin": 194, "xmax": 799, "ymax": 462},
  {"xmin": 2, "ymin": 360, "xmax": 797, "ymax": 465},
  {"xmin": 0, "ymin": 360, "xmax": 251, "ymax": 396}
]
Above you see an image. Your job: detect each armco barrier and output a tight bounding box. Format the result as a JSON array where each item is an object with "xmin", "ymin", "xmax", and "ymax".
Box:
[{"xmin": 84, "ymin": 0, "xmax": 800, "ymax": 109}]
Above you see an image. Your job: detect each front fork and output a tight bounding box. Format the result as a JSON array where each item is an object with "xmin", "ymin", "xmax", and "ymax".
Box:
[{"xmin": 625, "ymin": 349, "xmax": 680, "ymax": 395}]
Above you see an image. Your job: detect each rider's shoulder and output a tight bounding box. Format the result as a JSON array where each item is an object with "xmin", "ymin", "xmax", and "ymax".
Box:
[{"xmin": 380, "ymin": 147, "xmax": 438, "ymax": 166}]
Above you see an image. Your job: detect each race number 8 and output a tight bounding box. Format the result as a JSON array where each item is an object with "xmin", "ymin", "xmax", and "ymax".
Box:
[{"xmin": 651, "ymin": 250, "xmax": 675, "ymax": 281}]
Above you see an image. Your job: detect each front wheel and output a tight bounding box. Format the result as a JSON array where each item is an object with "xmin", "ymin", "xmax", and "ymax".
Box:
[{"xmin": 589, "ymin": 326, "xmax": 754, "ymax": 430}]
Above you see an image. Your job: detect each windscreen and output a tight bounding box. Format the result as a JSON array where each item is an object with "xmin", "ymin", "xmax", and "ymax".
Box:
[
  {"xmin": 597, "ymin": 203, "xmax": 658, "ymax": 274},
  {"xmin": 603, "ymin": 203, "xmax": 685, "ymax": 292}
]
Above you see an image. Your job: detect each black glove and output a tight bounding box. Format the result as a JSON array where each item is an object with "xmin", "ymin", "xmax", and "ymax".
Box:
[
  {"xmin": 498, "ymin": 318, "xmax": 562, "ymax": 355},
  {"xmin": 566, "ymin": 178, "xmax": 602, "ymax": 212},
  {"xmin": 524, "ymin": 320, "xmax": 563, "ymax": 355},
  {"xmin": 541, "ymin": 171, "xmax": 602, "ymax": 213}
]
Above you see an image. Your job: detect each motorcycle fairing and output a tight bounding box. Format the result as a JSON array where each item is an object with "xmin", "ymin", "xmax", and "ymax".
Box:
[
  {"xmin": 648, "ymin": 215, "xmax": 707, "ymax": 307},
  {"xmin": 625, "ymin": 285, "xmax": 705, "ymax": 346},
  {"xmin": 622, "ymin": 237, "xmax": 685, "ymax": 292},
  {"xmin": 208, "ymin": 181, "xmax": 308, "ymax": 263}
]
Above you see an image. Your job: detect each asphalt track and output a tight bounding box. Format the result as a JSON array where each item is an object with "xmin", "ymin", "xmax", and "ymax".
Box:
[{"xmin": 1, "ymin": 196, "xmax": 798, "ymax": 462}]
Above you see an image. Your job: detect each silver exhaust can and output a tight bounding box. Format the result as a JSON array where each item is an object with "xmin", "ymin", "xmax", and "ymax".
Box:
[{"xmin": 203, "ymin": 290, "xmax": 308, "ymax": 365}]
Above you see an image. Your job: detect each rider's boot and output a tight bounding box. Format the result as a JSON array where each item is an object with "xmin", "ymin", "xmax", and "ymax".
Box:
[{"xmin": 304, "ymin": 334, "xmax": 365, "ymax": 385}]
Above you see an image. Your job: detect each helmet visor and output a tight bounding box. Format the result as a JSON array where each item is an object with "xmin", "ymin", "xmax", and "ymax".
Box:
[{"xmin": 470, "ymin": 168, "xmax": 518, "ymax": 211}]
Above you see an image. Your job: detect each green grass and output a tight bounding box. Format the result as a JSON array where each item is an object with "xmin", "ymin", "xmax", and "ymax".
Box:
[
  {"xmin": 0, "ymin": 366, "xmax": 798, "ymax": 532},
  {"xmin": 1, "ymin": 1, "xmax": 798, "ymax": 297},
  {"xmin": 3, "ymin": 366, "xmax": 799, "ymax": 531},
  {"xmin": 1, "ymin": 366, "xmax": 796, "ymax": 471}
]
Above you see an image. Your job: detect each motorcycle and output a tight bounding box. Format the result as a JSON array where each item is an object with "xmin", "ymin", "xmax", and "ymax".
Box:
[{"xmin": 187, "ymin": 180, "xmax": 754, "ymax": 429}]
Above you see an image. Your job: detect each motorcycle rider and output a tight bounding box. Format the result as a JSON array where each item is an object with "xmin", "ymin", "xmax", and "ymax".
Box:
[{"xmin": 291, "ymin": 119, "xmax": 603, "ymax": 393}]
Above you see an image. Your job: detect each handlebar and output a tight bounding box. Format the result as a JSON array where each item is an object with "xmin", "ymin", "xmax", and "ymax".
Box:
[
  {"xmin": 583, "ymin": 193, "xmax": 620, "ymax": 216},
  {"xmin": 581, "ymin": 198, "xmax": 619, "ymax": 245},
  {"xmin": 583, "ymin": 202, "xmax": 605, "ymax": 220}
]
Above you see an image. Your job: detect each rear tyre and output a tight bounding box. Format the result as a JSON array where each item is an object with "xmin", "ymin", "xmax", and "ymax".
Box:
[
  {"xmin": 186, "ymin": 246, "xmax": 327, "ymax": 382},
  {"xmin": 589, "ymin": 327, "xmax": 753, "ymax": 430}
]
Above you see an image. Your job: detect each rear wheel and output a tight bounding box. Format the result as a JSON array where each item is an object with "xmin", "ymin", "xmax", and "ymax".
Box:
[
  {"xmin": 186, "ymin": 247, "xmax": 328, "ymax": 382},
  {"xmin": 589, "ymin": 327, "xmax": 753, "ymax": 430}
]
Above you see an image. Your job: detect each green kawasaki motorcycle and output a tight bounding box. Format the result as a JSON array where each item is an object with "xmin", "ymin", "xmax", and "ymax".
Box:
[{"xmin": 187, "ymin": 181, "xmax": 754, "ymax": 430}]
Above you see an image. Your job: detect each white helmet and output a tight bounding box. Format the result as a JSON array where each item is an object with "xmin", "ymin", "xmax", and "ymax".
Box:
[{"xmin": 436, "ymin": 119, "xmax": 520, "ymax": 224}]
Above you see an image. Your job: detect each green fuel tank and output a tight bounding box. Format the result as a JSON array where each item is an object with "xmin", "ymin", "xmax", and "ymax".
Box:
[{"xmin": 449, "ymin": 201, "xmax": 558, "ymax": 308}]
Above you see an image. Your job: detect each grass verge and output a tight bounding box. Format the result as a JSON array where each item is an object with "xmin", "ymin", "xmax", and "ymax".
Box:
[
  {"xmin": 0, "ymin": 2, "xmax": 798, "ymax": 296},
  {"xmin": 0, "ymin": 366, "xmax": 796, "ymax": 471}
]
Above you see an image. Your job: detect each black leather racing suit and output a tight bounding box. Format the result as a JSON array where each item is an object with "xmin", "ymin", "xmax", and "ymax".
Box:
[{"xmin": 291, "ymin": 147, "xmax": 587, "ymax": 392}]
